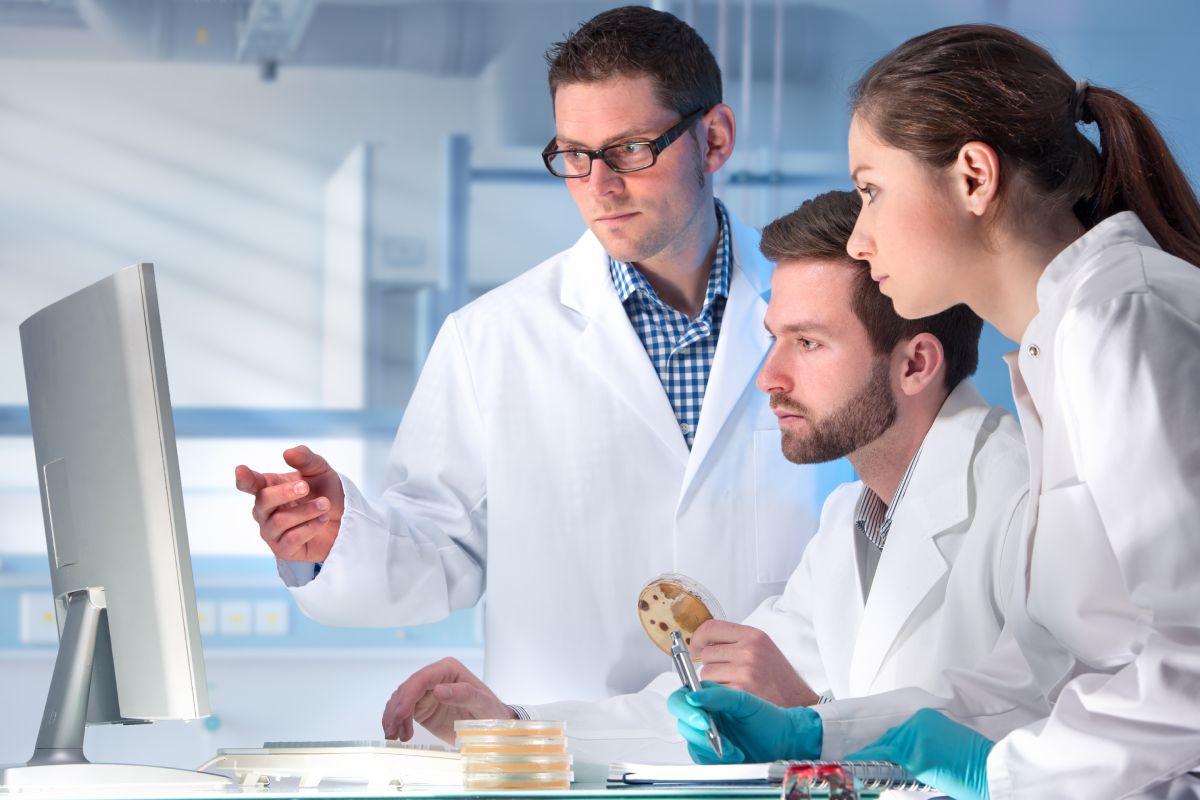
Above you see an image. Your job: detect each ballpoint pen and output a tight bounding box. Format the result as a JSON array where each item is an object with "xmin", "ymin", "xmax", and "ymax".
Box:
[{"xmin": 669, "ymin": 630, "xmax": 724, "ymax": 759}]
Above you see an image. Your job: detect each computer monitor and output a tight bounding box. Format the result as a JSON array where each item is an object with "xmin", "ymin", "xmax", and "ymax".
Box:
[{"xmin": 1, "ymin": 264, "xmax": 229, "ymax": 790}]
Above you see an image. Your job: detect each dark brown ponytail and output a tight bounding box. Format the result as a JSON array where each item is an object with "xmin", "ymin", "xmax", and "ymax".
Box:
[
  {"xmin": 1083, "ymin": 87, "xmax": 1200, "ymax": 266},
  {"xmin": 852, "ymin": 24, "xmax": 1200, "ymax": 267}
]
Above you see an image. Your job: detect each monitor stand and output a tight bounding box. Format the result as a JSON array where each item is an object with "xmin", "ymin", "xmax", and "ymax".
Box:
[{"xmin": 0, "ymin": 589, "xmax": 230, "ymax": 791}]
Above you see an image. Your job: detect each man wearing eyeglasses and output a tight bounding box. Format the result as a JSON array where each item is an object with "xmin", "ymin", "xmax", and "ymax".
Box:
[{"xmin": 236, "ymin": 6, "xmax": 813, "ymax": 711}]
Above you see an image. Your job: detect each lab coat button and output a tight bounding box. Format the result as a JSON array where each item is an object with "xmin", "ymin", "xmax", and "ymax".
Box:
[
  {"xmin": 680, "ymin": 423, "xmax": 692, "ymax": 435},
  {"xmin": 1027, "ymin": 344, "xmax": 1041, "ymax": 357}
]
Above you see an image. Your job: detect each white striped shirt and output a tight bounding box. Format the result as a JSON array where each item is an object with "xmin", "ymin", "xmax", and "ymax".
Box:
[{"xmin": 854, "ymin": 446, "xmax": 923, "ymax": 551}]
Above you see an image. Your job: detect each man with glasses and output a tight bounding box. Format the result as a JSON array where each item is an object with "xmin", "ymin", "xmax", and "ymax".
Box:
[{"xmin": 236, "ymin": 6, "xmax": 812, "ymax": 709}]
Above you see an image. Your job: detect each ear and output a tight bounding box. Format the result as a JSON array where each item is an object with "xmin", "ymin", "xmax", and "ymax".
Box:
[
  {"xmin": 951, "ymin": 140, "xmax": 1002, "ymax": 217},
  {"xmin": 699, "ymin": 103, "xmax": 736, "ymax": 174},
  {"xmin": 893, "ymin": 332, "xmax": 945, "ymax": 398}
]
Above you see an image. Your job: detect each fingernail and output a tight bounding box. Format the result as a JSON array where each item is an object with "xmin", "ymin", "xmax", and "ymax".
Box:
[
  {"xmin": 318, "ymin": 514, "xmax": 330, "ymax": 523},
  {"xmin": 315, "ymin": 497, "xmax": 329, "ymax": 511},
  {"xmin": 294, "ymin": 481, "xmax": 308, "ymax": 496}
]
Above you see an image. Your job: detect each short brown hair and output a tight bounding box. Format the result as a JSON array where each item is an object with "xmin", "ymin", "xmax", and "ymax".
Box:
[
  {"xmin": 760, "ymin": 191, "xmax": 983, "ymax": 392},
  {"xmin": 545, "ymin": 6, "xmax": 722, "ymax": 118}
]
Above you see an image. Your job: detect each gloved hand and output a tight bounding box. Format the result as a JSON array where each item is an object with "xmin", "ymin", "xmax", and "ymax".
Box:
[
  {"xmin": 847, "ymin": 708, "xmax": 994, "ymax": 800},
  {"xmin": 667, "ymin": 681, "xmax": 822, "ymax": 764}
]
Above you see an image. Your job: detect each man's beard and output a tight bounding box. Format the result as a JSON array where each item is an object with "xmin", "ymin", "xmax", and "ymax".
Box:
[{"xmin": 772, "ymin": 357, "xmax": 897, "ymax": 465}]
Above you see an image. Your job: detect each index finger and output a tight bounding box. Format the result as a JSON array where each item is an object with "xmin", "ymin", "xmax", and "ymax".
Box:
[
  {"xmin": 666, "ymin": 686, "xmax": 710, "ymax": 732},
  {"xmin": 383, "ymin": 686, "xmax": 420, "ymax": 741},
  {"xmin": 691, "ymin": 619, "xmax": 744, "ymax": 650},
  {"xmin": 234, "ymin": 465, "xmax": 268, "ymax": 495}
]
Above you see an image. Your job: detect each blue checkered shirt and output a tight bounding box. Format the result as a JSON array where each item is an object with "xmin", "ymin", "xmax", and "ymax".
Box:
[{"xmin": 607, "ymin": 200, "xmax": 731, "ymax": 448}]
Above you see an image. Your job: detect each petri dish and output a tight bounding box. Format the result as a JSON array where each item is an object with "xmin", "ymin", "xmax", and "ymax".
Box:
[
  {"xmin": 462, "ymin": 770, "xmax": 573, "ymax": 790},
  {"xmin": 454, "ymin": 719, "xmax": 565, "ymax": 736},
  {"xmin": 456, "ymin": 735, "xmax": 568, "ymax": 755},
  {"xmin": 462, "ymin": 753, "xmax": 573, "ymax": 772},
  {"xmin": 636, "ymin": 573, "xmax": 725, "ymax": 656}
]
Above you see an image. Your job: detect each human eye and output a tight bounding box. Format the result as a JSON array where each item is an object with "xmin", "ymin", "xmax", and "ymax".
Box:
[
  {"xmin": 856, "ymin": 184, "xmax": 878, "ymax": 204},
  {"xmin": 607, "ymin": 141, "xmax": 651, "ymax": 168},
  {"xmin": 564, "ymin": 150, "xmax": 590, "ymax": 164},
  {"xmin": 797, "ymin": 338, "xmax": 820, "ymax": 351}
]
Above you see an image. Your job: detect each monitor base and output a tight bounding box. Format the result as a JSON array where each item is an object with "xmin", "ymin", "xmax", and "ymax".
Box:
[{"xmin": 0, "ymin": 762, "xmax": 231, "ymax": 792}]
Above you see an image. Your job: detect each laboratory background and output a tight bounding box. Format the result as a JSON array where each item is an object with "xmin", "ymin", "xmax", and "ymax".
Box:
[{"xmin": 0, "ymin": 0, "xmax": 1197, "ymax": 771}]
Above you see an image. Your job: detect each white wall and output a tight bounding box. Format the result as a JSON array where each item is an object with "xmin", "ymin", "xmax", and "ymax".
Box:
[{"xmin": 0, "ymin": 60, "xmax": 484, "ymax": 408}]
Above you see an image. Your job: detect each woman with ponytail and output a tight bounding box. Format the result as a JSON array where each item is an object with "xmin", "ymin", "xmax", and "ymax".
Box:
[
  {"xmin": 840, "ymin": 24, "xmax": 1200, "ymax": 799},
  {"xmin": 669, "ymin": 23, "xmax": 1200, "ymax": 800}
]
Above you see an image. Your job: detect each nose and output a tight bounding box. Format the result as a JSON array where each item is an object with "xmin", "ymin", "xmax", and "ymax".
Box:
[
  {"xmin": 586, "ymin": 157, "xmax": 623, "ymax": 196},
  {"xmin": 847, "ymin": 213, "xmax": 874, "ymax": 261},
  {"xmin": 756, "ymin": 339, "xmax": 790, "ymax": 396}
]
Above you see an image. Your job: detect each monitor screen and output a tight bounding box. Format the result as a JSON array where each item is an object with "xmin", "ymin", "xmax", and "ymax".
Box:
[{"xmin": 3, "ymin": 263, "xmax": 227, "ymax": 790}]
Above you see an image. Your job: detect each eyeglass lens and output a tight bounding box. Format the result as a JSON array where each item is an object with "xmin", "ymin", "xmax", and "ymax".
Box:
[{"xmin": 546, "ymin": 142, "xmax": 656, "ymax": 178}]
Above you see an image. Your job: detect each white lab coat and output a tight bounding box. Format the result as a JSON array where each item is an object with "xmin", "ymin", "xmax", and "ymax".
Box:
[
  {"xmin": 987, "ymin": 214, "xmax": 1200, "ymax": 798},
  {"xmin": 818, "ymin": 213, "xmax": 1200, "ymax": 799},
  {"xmin": 522, "ymin": 381, "xmax": 1046, "ymax": 764},
  {"xmin": 280, "ymin": 209, "xmax": 818, "ymax": 704}
]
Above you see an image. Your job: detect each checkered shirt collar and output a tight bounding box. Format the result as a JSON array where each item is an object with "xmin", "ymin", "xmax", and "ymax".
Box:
[{"xmin": 607, "ymin": 200, "xmax": 732, "ymax": 319}]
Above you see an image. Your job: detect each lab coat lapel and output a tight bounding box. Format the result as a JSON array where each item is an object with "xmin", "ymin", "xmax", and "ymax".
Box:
[
  {"xmin": 819, "ymin": 532, "xmax": 868, "ymax": 700},
  {"xmin": 847, "ymin": 383, "xmax": 984, "ymax": 695},
  {"xmin": 680, "ymin": 217, "xmax": 772, "ymax": 497},
  {"xmin": 560, "ymin": 231, "xmax": 690, "ymax": 465}
]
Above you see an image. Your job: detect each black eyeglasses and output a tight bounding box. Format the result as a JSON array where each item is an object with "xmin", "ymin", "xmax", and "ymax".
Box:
[{"xmin": 541, "ymin": 107, "xmax": 708, "ymax": 179}]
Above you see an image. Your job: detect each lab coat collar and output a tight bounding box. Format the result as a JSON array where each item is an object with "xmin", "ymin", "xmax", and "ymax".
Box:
[
  {"xmin": 891, "ymin": 379, "xmax": 989, "ymax": 536},
  {"xmin": 847, "ymin": 379, "xmax": 993, "ymax": 694},
  {"xmin": 1019, "ymin": 211, "xmax": 1157, "ymax": 417},
  {"xmin": 1034, "ymin": 211, "xmax": 1156, "ymax": 323},
  {"xmin": 681, "ymin": 210, "xmax": 773, "ymax": 496},
  {"xmin": 555, "ymin": 209, "xmax": 771, "ymax": 316},
  {"xmin": 561, "ymin": 229, "xmax": 691, "ymax": 464},
  {"xmin": 557, "ymin": 207, "xmax": 773, "ymax": 479},
  {"xmin": 558, "ymin": 227, "xmax": 614, "ymax": 317}
]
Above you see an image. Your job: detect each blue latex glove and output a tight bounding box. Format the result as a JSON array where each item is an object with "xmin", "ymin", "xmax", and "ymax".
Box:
[
  {"xmin": 847, "ymin": 708, "xmax": 994, "ymax": 800},
  {"xmin": 667, "ymin": 681, "xmax": 822, "ymax": 764}
]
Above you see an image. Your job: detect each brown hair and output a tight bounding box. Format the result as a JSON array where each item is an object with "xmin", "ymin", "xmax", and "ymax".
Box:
[
  {"xmin": 851, "ymin": 23, "xmax": 1200, "ymax": 267},
  {"xmin": 545, "ymin": 6, "xmax": 721, "ymax": 118},
  {"xmin": 761, "ymin": 191, "xmax": 983, "ymax": 392}
]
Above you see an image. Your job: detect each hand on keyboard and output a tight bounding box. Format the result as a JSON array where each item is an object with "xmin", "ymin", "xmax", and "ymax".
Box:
[{"xmin": 382, "ymin": 657, "xmax": 515, "ymax": 744}]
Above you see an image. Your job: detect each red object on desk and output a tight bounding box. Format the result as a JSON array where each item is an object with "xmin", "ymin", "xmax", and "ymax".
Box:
[{"xmin": 782, "ymin": 763, "xmax": 858, "ymax": 800}]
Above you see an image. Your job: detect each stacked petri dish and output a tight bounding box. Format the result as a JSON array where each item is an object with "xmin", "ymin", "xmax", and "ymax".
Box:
[{"xmin": 455, "ymin": 720, "xmax": 572, "ymax": 790}]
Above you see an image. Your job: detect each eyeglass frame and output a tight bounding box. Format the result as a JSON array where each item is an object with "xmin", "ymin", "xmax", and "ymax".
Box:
[{"xmin": 540, "ymin": 106, "xmax": 710, "ymax": 179}]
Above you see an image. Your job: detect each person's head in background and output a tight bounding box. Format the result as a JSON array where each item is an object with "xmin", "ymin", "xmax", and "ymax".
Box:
[
  {"xmin": 758, "ymin": 190, "xmax": 982, "ymax": 490},
  {"xmin": 542, "ymin": 6, "xmax": 736, "ymax": 274},
  {"xmin": 845, "ymin": 23, "xmax": 1200, "ymax": 335}
]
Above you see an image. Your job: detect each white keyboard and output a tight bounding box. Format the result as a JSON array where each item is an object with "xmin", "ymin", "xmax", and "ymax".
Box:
[{"xmin": 199, "ymin": 740, "xmax": 461, "ymax": 790}]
